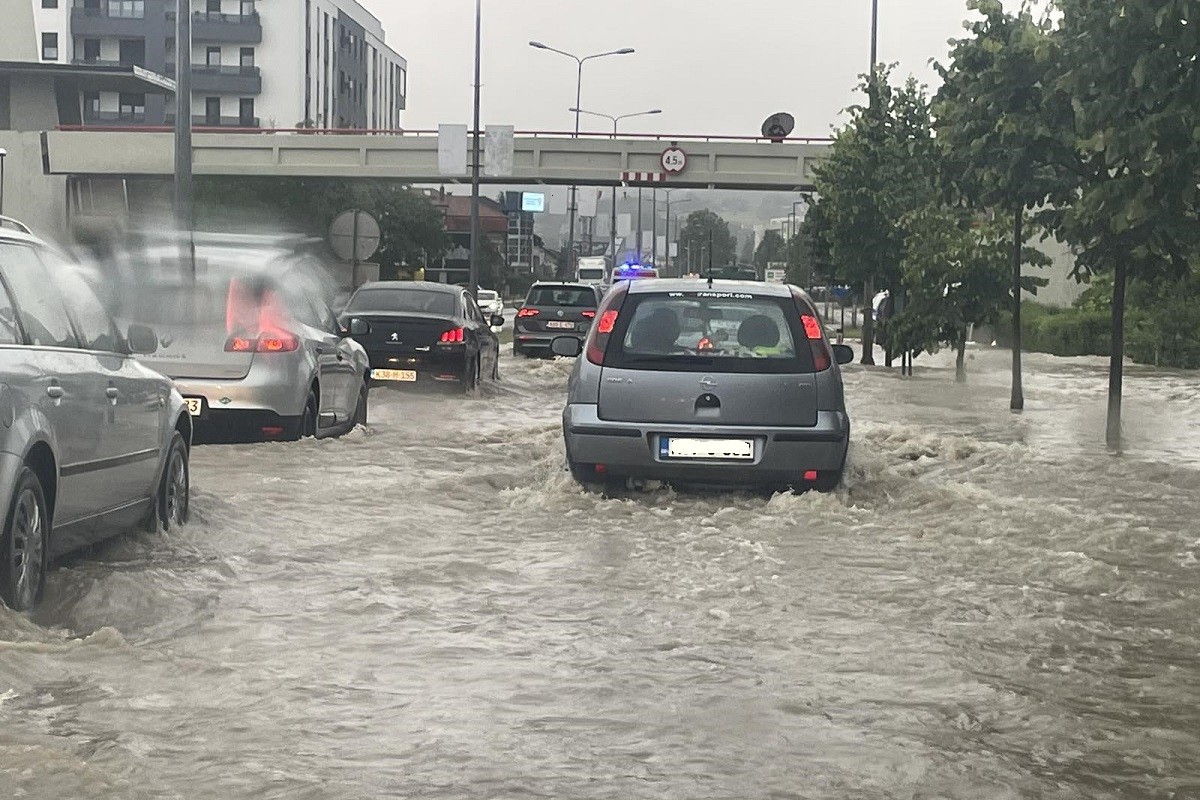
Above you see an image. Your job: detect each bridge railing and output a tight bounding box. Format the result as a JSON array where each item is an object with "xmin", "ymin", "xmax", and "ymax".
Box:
[{"xmin": 52, "ymin": 125, "xmax": 833, "ymax": 144}]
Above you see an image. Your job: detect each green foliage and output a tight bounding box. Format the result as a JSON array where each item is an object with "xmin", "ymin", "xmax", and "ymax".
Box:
[
  {"xmin": 753, "ymin": 230, "xmax": 787, "ymax": 274},
  {"xmin": 994, "ymin": 303, "xmax": 1113, "ymax": 358},
  {"xmin": 678, "ymin": 209, "xmax": 737, "ymax": 269},
  {"xmin": 194, "ymin": 178, "xmax": 450, "ymax": 279},
  {"xmin": 814, "ymin": 67, "xmax": 939, "ymax": 292},
  {"xmin": 787, "ymin": 202, "xmax": 832, "ymax": 288}
]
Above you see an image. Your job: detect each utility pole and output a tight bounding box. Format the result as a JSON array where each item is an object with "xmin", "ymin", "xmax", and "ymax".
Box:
[
  {"xmin": 173, "ymin": 0, "xmax": 193, "ymax": 277},
  {"xmin": 651, "ymin": 187, "xmax": 658, "ymax": 267},
  {"xmin": 635, "ymin": 186, "xmax": 643, "ymax": 262},
  {"xmin": 861, "ymin": 0, "xmax": 880, "ymax": 366},
  {"xmin": 468, "ymin": 0, "xmax": 483, "ymax": 296}
]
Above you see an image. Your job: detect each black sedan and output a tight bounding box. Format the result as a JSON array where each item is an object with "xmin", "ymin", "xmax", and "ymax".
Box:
[{"xmin": 341, "ymin": 282, "xmax": 503, "ymax": 392}]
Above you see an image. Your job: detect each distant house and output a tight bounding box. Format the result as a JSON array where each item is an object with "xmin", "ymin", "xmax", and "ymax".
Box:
[{"xmin": 421, "ymin": 189, "xmax": 507, "ymax": 284}]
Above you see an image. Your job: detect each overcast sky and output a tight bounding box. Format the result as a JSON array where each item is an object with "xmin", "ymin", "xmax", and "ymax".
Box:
[{"xmin": 371, "ymin": 0, "xmax": 997, "ymax": 137}]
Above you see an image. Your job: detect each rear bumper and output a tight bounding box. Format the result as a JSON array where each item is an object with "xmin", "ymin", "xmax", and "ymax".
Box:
[
  {"xmin": 190, "ymin": 409, "xmax": 300, "ymax": 442},
  {"xmin": 515, "ymin": 331, "xmax": 585, "ymax": 350},
  {"xmin": 562, "ymin": 404, "xmax": 849, "ymax": 484},
  {"xmin": 173, "ymin": 362, "xmax": 309, "ymax": 420},
  {"xmin": 365, "ymin": 347, "xmax": 469, "ymax": 384}
]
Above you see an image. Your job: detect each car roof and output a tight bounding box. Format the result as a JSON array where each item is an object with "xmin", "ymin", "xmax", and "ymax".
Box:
[
  {"xmin": 357, "ymin": 281, "xmax": 460, "ymax": 294},
  {"xmin": 0, "ymin": 226, "xmax": 50, "ymax": 249},
  {"xmin": 625, "ymin": 278, "xmax": 794, "ymax": 297},
  {"xmin": 530, "ymin": 282, "xmax": 593, "ymax": 289}
]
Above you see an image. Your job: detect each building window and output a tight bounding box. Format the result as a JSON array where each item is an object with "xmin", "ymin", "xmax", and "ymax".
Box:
[
  {"xmin": 118, "ymin": 92, "xmax": 145, "ymax": 120},
  {"xmin": 239, "ymin": 47, "xmax": 254, "ymax": 69},
  {"xmin": 108, "ymin": 0, "xmax": 144, "ymax": 18},
  {"xmin": 41, "ymin": 33, "xmax": 58, "ymax": 61},
  {"xmin": 82, "ymin": 39, "xmax": 101, "ymax": 62},
  {"xmin": 206, "ymin": 46, "xmax": 221, "ymax": 67},
  {"xmin": 42, "ymin": 0, "xmax": 58, "ymax": 8},
  {"xmin": 239, "ymin": 98, "xmax": 255, "ymax": 126},
  {"xmin": 118, "ymin": 38, "xmax": 145, "ymax": 67},
  {"xmin": 83, "ymin": 91, "xmax": 100, "ymax": 120},
  {"xmin": 240, "ymin": 0, "xmax": 255, "ymax": 17},
  {"xmin": 207, "ymin": 0, "xmax": 221, "ymax": 12},
  {"xmin": 205, "ymin": 97, "xmax": 221, "ymax": 125}
]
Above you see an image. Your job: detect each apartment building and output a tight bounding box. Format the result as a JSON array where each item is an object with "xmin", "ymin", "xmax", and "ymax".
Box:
[{"xmin": 29, "ymin": 0, "xmax": 406, "ymax": 129}]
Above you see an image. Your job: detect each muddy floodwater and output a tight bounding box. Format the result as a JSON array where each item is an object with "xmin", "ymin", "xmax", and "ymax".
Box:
[{"xmin": 2, "ymin": 346, "xmax": 1199, "ymax": 799}]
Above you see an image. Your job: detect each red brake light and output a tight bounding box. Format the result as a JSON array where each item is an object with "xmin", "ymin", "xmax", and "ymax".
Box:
[
  {"xmin": 517, "ymin": 308, "xmax": 540, "ymax": 318},
  {"xmin": 804, "ymin": 470, "xmax": 819, "ymax": 482},
  {"xmin": 224, "ymin": 334, "xmax": 298, "ymax": 353},
  {"xmin": 226, "ymin": 336, "xmax": 255, "ymax": 353},
  {"xmin": 801, "ymin": 314, "xmax": 832, "ymax": 371},
  {"xmin": 440, "ymin": 327, "xmax": 465, "ymax": 344},
  {"xmin": 801, "ymin": 315, "xmax": 823, "ymax": 340},
  {"xmin": 597, "ymin": 310, "xmax": 619, "ymax": 334},
  {"xmin": 582, "ymin": 310, "xmax": 596, "ymax": 319}
]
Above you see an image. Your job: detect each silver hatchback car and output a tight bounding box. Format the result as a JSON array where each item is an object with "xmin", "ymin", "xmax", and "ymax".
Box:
[
  {"xmin": 552, "ymin": 279, "xmax": 853, "ymax": 491},
  {"xmin": 0, "ymin": 222, "xmax": 192, "ymax": 611},
  {"xmin": 115, "ymin": 241, "xmax": 370, "ymax": 442}
]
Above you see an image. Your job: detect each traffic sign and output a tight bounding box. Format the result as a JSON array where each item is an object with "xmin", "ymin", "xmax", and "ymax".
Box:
[
  {"xmin": 621, "ymin": 171, "xmax": 666, "ymax": 183},
  {"xmin": 329, "ymin": 209, "xmax": 381, "ymax": 263},
  {"xmin": 660, "ymin": 147, "xmax": 687, "ymax": 174}
]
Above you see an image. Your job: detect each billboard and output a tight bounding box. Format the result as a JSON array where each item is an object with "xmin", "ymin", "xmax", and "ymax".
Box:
[{"xmin": 521, "ymin": 193, "xmax": 546, "ymax": 213}]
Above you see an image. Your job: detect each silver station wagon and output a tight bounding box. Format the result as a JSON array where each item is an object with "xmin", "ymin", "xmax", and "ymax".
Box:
[{"xmin": 552, "ymin": 279, "xmax": 853, "ymax": 492}]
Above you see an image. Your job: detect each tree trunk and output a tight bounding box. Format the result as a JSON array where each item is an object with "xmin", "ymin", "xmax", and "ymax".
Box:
[
  {"xmin": 861, "ymin": 276, "xmax": 876, "ymax": 365},
  {"xmin": 955, "ymin": 329, "xmax": 967, "ymax": 383},
  {"xmin": 1106, "ymin": 260, "xmax": 1128, "ymax": 450},
  {"xmin": 1010, "ymin": 209, "xmax": 1025, "ymax": 411}
]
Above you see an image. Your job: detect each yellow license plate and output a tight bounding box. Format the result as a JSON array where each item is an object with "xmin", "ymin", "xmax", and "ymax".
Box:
[{"xmin": 372, "ymin": 369, "xmax": 417, "ymax": 382}]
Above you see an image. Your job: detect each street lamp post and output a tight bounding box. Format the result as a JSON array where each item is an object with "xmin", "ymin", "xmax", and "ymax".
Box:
[
  {"xmin": 571, "ymin": 108, "xmax": 661, "ymax": 265},
  {"xmin": 468, "ymin": 0, "xmax": 483, "ymax": 297},
  {"xmin": 0, "ymin": 148, "xmax": 7, "ymax": 216},
  {"xmin": 661, "ymin": 190, "xmax": 692, "ymax": 276},
  {"xmin": 530, "ymin": 42, "xmax": 635, "ymax": 277}
]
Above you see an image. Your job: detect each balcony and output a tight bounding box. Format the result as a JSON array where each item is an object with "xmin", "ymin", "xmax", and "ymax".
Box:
[
  {"xmin": 165, "ymin": 63, "xmax": 262, "ymax": 94},
  {"xmin": 70, "ymin": 3, "xmax": 148, "ymax": 37},
  {"xmin": 165, "ymin": 10, "xmax": 262, "ymax": 44},
  {"xmin": 166, "ymin": 114, "xmax": 261, "ymax": 129},
  {"xmin": 82, "ymin": 110, "xmax": 148, "ymax": 126}
]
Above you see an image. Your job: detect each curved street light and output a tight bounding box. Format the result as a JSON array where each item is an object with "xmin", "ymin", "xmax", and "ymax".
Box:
[{"xmin": 530, "ymin": 41, "xmax": 636, "ymax": 276}]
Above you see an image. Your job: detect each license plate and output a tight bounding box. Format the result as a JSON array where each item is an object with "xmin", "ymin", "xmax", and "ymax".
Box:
[
  {"xmin": 184, "ymin": 397, "xmax": 204, "ymax": 416},
  {"xmin": 546, "ymin": 320, "xmax": 575, "ymax": 330},
  {"xmin": 372, "ymin": 369, "xmax": 417, "ymax": 382},
  {"xmin": 660, "ymin": 437, "xmax": 754, "ymax": 461}
]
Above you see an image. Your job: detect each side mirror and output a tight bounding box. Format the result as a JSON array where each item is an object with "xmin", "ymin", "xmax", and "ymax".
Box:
[
  {"xmin": 126, "ymin": 324, "xmax": 159, "ymax": 355},
  {"xmin": 345, "ymin": 317, "xmax": 370, "ymax": 336},
  {"xmin": 832, "ymin": 343, "xmax": 855, "ymax": 365},
  {"xmin": 490, "ymin": 314, "xmax": 505, "ymax": 328},
  {"xmin": 551, "ymin": 336, "xmax": 583, "ymax": 358}
]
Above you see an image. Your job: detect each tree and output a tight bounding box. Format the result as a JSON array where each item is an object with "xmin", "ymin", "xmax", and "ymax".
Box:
[
  {"xmin": 892, "ymin": 206, "xmax": 1049, "ymax": 381},
  {"xmin": 753, "ymin": 229, "xmax": 788, "ymax": 274},
  {"xmin": 194, "ymin": 178, "xmax": 450, "ymax": 279},
  {"xmin": 678, "ymin": 209, "xmax": 737, "ymax": 271},
  {"xmin": 814, "ymin": 66, "xmax": 939, "ymax": 365},
  {"xmin": 933, "ymin": 0, "xmax": 1077, "ymax": 409},
  {"xmin": 1048, "ymin": 0, "xmax": 1200, "ymax": 448},
  {"xmin": 787, "ymin": 200, "xmax": 832, "ymax": 289}
]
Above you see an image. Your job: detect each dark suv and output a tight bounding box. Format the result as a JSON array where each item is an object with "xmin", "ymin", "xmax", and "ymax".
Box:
[{"xmin": 513, "ymin": 282, "xmax": 603, "ymax": 358}]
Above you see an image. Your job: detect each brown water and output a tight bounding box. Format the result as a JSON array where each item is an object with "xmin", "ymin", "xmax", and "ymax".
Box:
[{"xmin": 2, "ymin": 346, "xmax": 1198, "ymax": 799}]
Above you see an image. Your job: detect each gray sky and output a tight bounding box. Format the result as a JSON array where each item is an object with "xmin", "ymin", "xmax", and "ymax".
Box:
[{"xmin": 371, "ymin": 0, "xmax": 991, "ymax": 137}]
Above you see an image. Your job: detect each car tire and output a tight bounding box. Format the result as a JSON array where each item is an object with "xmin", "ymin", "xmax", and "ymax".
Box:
[
  {"xmin": 157, "ymin": 432, "xmax": 190, "ymax": 530},
  {"xmin": 291, "ymin": 389, "xmax": 318, "ymax": 440},
  {"xmin": 492, "ymin": 347, "xmax": 501, "ymax": 381},
  {"xmin": 1, "ymin": 468, "xmax": 49, "ymax": 612},
  {"xmin": 512, "ymin": 342, "xmax": 523, "ymax": 358},
  {"xmin": 354, "ymin": 380, "xmax": 369, "ymax": 426},
  {"xmin": 462, "ymin": 356, "xmax": 479, "ymax": 394}
]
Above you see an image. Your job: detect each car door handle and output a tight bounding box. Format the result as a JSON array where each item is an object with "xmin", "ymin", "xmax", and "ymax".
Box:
[{"xmin": 46, "ymin": 385, "xmax": 65, "ymax": 399}]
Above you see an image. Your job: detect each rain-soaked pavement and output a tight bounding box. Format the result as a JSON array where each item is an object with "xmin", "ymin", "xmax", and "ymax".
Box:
[{"xmin": 2, "ymin": 346, "xmax": 1198, "ymax": 799}]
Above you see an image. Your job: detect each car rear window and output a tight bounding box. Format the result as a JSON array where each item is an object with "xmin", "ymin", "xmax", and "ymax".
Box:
[
  {"xmin": 347, "ymin": 288, "xmax": 455, "ymax": 317},
  {"xmin": 525, "ymin": 287, "xmax": 597, "ymax": 307},
  {"xmin": 605, "ymin": 291, "xmax": 814, "ymax": 373},
  {"xmin": 477, "ymin": 290, "xmax": 498, "ymax": 301}
]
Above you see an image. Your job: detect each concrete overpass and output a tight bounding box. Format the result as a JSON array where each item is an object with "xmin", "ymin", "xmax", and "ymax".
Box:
[{"xmin": 44, "ymin": 128, "xmax": 830, "ymax": 191}]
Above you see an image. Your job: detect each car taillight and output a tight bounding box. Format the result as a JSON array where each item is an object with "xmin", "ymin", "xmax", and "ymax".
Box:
[
  {"xmin": 582, "ymin": 310, "xmax": 596, "ymax": 319},
  {"xmin": 585, "ymin": 289, "xmax": 627, "ymax": 365},
  {"xmin": 440, "ymin": 327, "xmax": 465, "ymax": 344},
  {"xmin": 801, "ymin": 313, "xmax": 832, "ymax": 371},
  {"xmin": 225, "ymin": 282, "xmax": 299, "ymax": 354},
  {"xmin": 224, "ymin": 334, "xmax": 299, "ymax": 353},
  {"xmin": 517, "ymin": 308, "xmax": 540, "ymax": 318}
]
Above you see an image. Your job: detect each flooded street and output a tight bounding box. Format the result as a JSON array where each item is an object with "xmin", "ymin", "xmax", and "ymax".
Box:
[{"xmin": 2, "ymin": 347, "xmax": 1199, "ymax": 799}]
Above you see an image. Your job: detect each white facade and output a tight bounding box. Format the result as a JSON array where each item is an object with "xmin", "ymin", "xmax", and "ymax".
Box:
[{"xmin": 32, "ymin": 0, "xmax": 71, "ymax": 64}]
